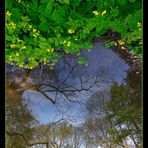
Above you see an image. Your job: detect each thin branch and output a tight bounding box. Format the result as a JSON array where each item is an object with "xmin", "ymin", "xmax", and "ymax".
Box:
[
  {"xmin": 36, "ymin": 85, "xmax": 56, "ymax": 104},
  {"xmin": 58, "ymin": 63, "xmax": 77, "ymax": 87}
]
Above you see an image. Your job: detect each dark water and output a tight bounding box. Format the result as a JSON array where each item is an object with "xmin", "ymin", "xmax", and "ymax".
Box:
[{"xmin": 6, "ymin": 43, "xmax": 142, "ymax": 148}]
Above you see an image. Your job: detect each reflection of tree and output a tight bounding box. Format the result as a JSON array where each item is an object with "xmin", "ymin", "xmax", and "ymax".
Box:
[
  {"xmin": 124, "ymin": 69, "xmax": 142, "ymax": 108},
  {"xmin": 106, "ymin": 82, "xmax": 142, "ymax": 147},
  {"xmin": 6, "ymin": 85, "xmax": 38, "ymax": 148},
  {"xmin": 84, "ymin": 80, "xmax": 142, "ymax": 147},
  {"xmin": 32, "ymin": 120, "xmax": 88, "ymax": 148},
  {"xmin": 84, "ymin": 90, "xmax": 117, "ymax": 148},
  {"xmin": 30, "ymin": 120, "xmax": 74, "ymax": 148}
]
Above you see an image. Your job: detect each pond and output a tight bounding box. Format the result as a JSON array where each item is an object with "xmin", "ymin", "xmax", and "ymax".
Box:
[{"xmin": 6, "ymin": 43, "xmax": 142, "ymax": 148}]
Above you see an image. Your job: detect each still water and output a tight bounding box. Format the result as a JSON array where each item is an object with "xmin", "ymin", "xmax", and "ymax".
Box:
[{"xmin": 6, "ymin": 43, "xmax": 142, "ymax": 148}]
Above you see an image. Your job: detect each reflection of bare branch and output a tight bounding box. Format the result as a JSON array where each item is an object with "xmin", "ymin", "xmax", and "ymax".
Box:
[
  {"xmin": 13, "ymin": 60, "xmax": 104, "ymax": 106},
  {"xmin": 58, "ymin": 63, "xmax": 77, "ymax": 87},
  {"xmin": 35, "ymin": 66, "xmax": 102, "ymax": 105},
  {"xmin": 36, "ymin": 85, "xmax": 56, "ymax": 104},
  {"xmin": 61, "ymin": 91, "xmax": 86, "ymax": 105},
  {"xmin": 43, "ymin": 118, "xmax": 71, "ymax": 135}
]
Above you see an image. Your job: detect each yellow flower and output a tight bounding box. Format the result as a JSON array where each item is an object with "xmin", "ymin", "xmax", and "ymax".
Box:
[
  {"xmin": 93, "ymin": 10, "xmax": 99, "ymax": 16},
  {"xmin": 102, "ymin": 10, "xmax": 107, "ymax": 16},
  {"xmin": 6, "ymin": 11, "xmax": 11, "ymax": 17},
  {"xmin": 121, "ymin": 46, "xmax": 126, "ymax": 50},
  {"xmin": 118, "ymin": 40, "xmax": 124, "ymax": 45},
  {"xmin": 68, "ymin": 29, "xmax": 75, "ymax": 34},
  {"xmin": 64, "ymin": 40, "xmax": 67, "ymax": 44},
  {"xmin": 18, "ymin": 39, "xmax": 21, "ymax": 43},
  {"xmin": 33, "ymin": 32, "xmax": 39, "ymax": 38},
  {"xmin": 67, "ymin": 41, "xmax": 71, "ymax": 47},
  {"xmin": 47, "ymin": 48, "xmax": 54, "ymax": 53},
  {"xmin": 114, "ymin": 42, "xmax": 117, "ymax": 46},
  {"xmin": 10, "ymin": 44, "xmax": 16, "ymax": 48},
  {"xmin": 16, "ymin": 52, "xmax": 19, "ymax": 56},
  {"xmin": 33, "ymin": 29, "xmax": 37, "ymax": 32},
  {"xmin": 33, "ymin": 34, "xmax": 37, "ymax": 38},
  {"xmin": 36, "ymin": 32, "xmax": 40, "ymax": 36},
  {"xmin": 22, "ymin": 45, "xmax": 27, "ymax": 49},
  {"xmin": 138, "ymin": 28, "xmax": 142, "ymax": 31},
  {"xmin": 28, "ymin": 25, "xmax": 32, "ymax": 30},
  {"xmin": 10, "ymin": 22, "xmax": 16, "ymax": 29},
  {"xmin": 16, "ymin": 0, "xmax": 21, "ymax": 3},
  {"xmin": 137, "ymin": 22, "xmax": 141, "ymax": 28}
]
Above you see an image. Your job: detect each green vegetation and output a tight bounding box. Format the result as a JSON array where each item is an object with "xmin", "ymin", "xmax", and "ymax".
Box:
[{"xmin": 6, "ymin": 0, "xmax": 142, "ymax": 69}]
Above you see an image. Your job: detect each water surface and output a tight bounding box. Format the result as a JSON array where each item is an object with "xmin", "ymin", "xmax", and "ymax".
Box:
[{"xmin": 6, "ymin": 43, "xmax": 141, "ymax": 148}]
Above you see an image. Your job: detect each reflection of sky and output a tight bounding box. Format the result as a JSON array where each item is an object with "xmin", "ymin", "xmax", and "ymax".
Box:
[{"xmin": 22, "ymin": 43, "xmax": 129, "ymax": 125}]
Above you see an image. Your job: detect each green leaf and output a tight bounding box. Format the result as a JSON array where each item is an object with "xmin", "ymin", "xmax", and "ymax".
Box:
[
  {"xmin": 11, "ymin": 8, "xmax": 22, "ymax": 22},
  {"xmin": 111, "ymin": 9, "xmax": 119, "ymax": 17},
  {"xmin": 39, "ymin": 21, "xmax": 49, "ymax": 32},
  {"xmin": 71, "ymin": 0, "xmax": 80, "ymax": 8},
  {"xmin": 107, "ymin": 0, "xmax": 115, "ymax": 7},
  {"xmin": 118, "ymin": 0, "xmax": 126, "ymax": 6},
  {"xmin": 6, "ymin": 35, "xmax": 12, "ymax": 41},
  {"xmin": 128, "ymin": 20, "xmax": 137, "ymax": 30},
  {"xmin": 32, "ymin": 0, "xmax": 38, "ymax": 9},
  {"xmin": 52, "ymin": 9, "xmax": 64, "ymax": 24},
  {"xmin": 6, "ymin": 0, "xmax": 12, "ymax": 9},
  {"xmin": 46, "ymin": 0, "xmax": 55, "ymax": 12},
  {"xmin": 129, "ymin": 0, "xmax": 136, "ymax": 3},
  {"xmin": 58, "ymin": 0, "xmax": 69, "ymax": 5},
  {"xmin": 40, "ymin": 0, "xmax": 49, "ymax": 3},
  {"xmin": 56, "ymin": 6, "xmax": 65, "ymax": 16},
  {"xmin": 134, "ymin": 9, "xmax": 142, "ymax": 21}
]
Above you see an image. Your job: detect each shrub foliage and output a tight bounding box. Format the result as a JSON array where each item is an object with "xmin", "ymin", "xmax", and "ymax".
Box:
[{"xmin": 6, "ymin": 0, "xmax": 142, "ymax": 69}]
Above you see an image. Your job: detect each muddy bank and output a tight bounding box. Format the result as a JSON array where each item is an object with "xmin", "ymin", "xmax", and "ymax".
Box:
[{"xmin": 93, "ymin": 31, "xmax": 142, "ymax": 74}]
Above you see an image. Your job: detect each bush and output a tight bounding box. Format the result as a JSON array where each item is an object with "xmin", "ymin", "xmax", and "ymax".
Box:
[{"xmin": 6, "ymin": 0, "xmax": 142, "ymax": 69}]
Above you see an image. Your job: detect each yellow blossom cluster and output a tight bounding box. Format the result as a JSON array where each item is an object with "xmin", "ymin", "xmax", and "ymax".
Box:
[
  {"xmin": 137, "ymin": 22, "xmax": 142, "ymax": 31},
  {"xmin": 28, "ymin": 26, "xmax": 40, "ymax": 38},
  {"xmin": 10, "ymin": 22, "xmax": 16, "ymax": 29},
  {"xmin": 22, "ymin": 45, "xmax": 27, "ymax": 49},
  {"xmin": 16, "ymin": 52, "xmax": 19, "ymax": 56},
  {"xmin": 92, "ymin": 10, "xmax": 106, "ymax": 16},
  {"xmin": 118, "ymin": 40, "xmax": 125, "ymax": 45},
  {"xmin": 137, "ymin": 22, "xmax": 141, "ymax": 28},
  {"xmin": 6, "ymin": 11, "xmax": 11, "ymax": 17},
  {"xmin": 16, "ymin": 0, "xmax": 21, "ymax": 3},
  {"xmin": 47, "ymin": 48, "xmax": 54, "ymax": 53},
  {"xmin": 10, "ymin": 44, "xmax": 16, "ymax": 48},
  {"xmin": 93, "ymin": 10, "xmax": 99, "ymax": 16},
  {"xmin": 68, "ymin": 29, "xmax": 75, "ymax": 34},
  {"xmin": 114, "ymin": 40, "xmax": 126, "ymax": 50},
  {"xmin": 102, "ymin": 10, "xmax": 107, "ymax": 16},
  {"xmin": 64, "ymin": 40, "xmax": 72, "ymax": 47}
]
